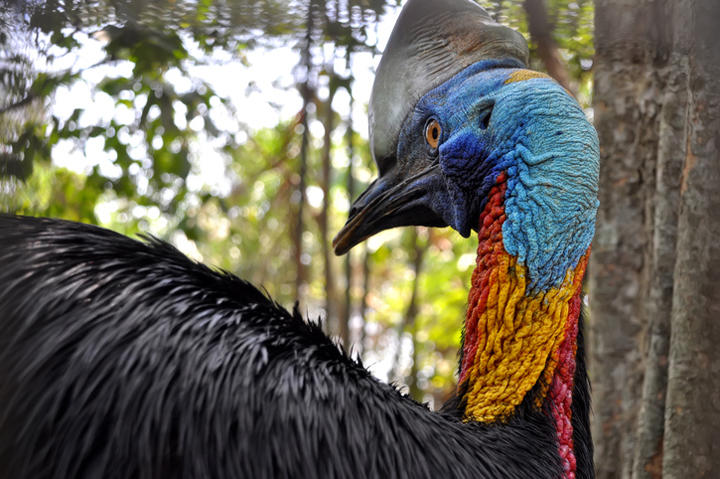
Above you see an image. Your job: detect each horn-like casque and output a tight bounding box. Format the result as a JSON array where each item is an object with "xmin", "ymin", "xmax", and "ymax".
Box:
[{"xmin": 369, "ymin": 0, "xmax": 529, "ymax": 164}]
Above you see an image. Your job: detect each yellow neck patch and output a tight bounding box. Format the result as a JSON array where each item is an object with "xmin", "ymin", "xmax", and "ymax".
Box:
[
  {"xmin": 461, "ymin": 252, "xmax": 587, "ymax": 422},
  {"xmin": 459, "ymin": 178, "xmax": 588, "ymax": 422},
  {"xmin": 504, "ymin": 69, "xmax": 552, "ymax": 84}
]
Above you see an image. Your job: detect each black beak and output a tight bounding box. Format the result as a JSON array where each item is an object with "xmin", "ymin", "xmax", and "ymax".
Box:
[{"xmin": 332, "ymin": 162, "xmax": 447, "ymax": 255}]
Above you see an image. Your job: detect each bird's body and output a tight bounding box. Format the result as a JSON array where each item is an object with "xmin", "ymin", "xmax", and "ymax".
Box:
[
  {"xmin": 0, "ymin": 216, "xmax": 570, "ymax": 478},
  {"xmin": 0, "ymin": 0, "xmax": 600, "ymax": 477}
]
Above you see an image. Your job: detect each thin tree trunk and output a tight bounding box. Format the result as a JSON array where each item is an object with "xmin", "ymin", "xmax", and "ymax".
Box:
[
  {"xmin": 489, "ymin": 0, "xmax": 503, "ymax": 23},
  {"xmin": 388, "ymin": 229, "xmax": 426, "ymax": 384},
  {"xmin": 523, "ymin": 0, "xmax": 573, "ymax": 93},
  {"xmin": 341, "ymin": 91, "xmax": 355, "ymax": 352},
  {"xmin": 319, "ymin": 77, "xmax": 337, "ymax": 337},
  {"xmin": 359, "ymin": 244, "xmax": 370, "ymax": 357},
  {"xmin": 662, "ymin": 1, "xmax": 720, "ymax": 476},
  {"xmin": 407, "ymin": 318, "xmax": 422, "ymax": 402},
  {"xmin": 294, "ymin": 104, "xmax": 309, "ymax": 304},
  {"xmin": 294, "ymin": 2, "xmax": 314, "ymax": 304}
]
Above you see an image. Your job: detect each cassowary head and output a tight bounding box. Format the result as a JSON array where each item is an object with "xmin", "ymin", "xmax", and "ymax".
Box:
[{"xmin": 334, "ymin": 0, "xmax": 599, "ymax": 293}]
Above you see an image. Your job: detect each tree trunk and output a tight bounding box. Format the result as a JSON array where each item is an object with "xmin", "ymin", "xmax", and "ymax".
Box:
[
  {"xmin": 591, "ymin": 1, "xmax": 671, "ymax": 477},
  {"xmin": 359, "ymin": 244, "xmax": 370, "ymax": 357},
  {"xmin": 407, "ymin": 317, "xmax": 422, "ymax": 402},
  {"xmin": 341, "ymin": 91, "xmax": 355, "ymax": 352},
  {"xmin": 293, "ymin": 2, "xmax": 315, "ymax": 304},
  {"xmin": 630, "ymin": 60, "xmax": 684, "ymax": 479},
  {"xmin": 523, "ymin": 0, "xmax": 573, "ymax": 93},
  {"xmin": 319, "ymin": 79, "xmax": 338, "ymax": 338},
  {"xmin": 593, "ymin": 1, "xmax": 720, "ymax": 477},
  {"xmin": 662, "ymin": 1, "xmax": 720, "ymax": 476},
  {"xmin": 630, "ymin": 4, "xmax": 683, "ymax": 477},
  {"xmin": 388, "ymin": 228, "xmax": 426, "ymax": 384}
]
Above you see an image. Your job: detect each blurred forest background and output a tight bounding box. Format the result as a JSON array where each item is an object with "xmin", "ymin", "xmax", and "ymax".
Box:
[
  {"xmin": 0, "ymin": 0, "xmax": 594, "ymax": 404},
  {"xmin": 1, "ymin": 1, "xmax": 718, "ymax": 478}
]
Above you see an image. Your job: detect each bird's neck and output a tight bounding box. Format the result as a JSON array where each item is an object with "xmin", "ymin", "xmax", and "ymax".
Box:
[{"xmin": 458, "ymin": 172, "xmax": 588, "ymax": 475}]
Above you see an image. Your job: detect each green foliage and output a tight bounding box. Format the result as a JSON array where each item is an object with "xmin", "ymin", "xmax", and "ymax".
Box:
[{"xmin": 12, "ymin": 164, "xmax": 101, "ymax": 222}]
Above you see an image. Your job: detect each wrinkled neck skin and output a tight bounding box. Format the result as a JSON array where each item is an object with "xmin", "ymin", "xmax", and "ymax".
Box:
[
  {"xmin": 459, "ymin": 171, "xmax": 588, "ymax": 412},
  {"xmin": 458, "ymin": 171, "xmax": 588, "ymax": 476}
]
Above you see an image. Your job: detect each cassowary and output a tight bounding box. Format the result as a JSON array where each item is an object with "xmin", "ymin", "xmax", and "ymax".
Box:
[{"xmin": 0, "ymin": 0, "xmax": 599, "ymax": 478}]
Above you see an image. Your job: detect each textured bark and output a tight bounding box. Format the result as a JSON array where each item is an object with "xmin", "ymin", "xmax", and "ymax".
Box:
[
  {"xmin": 631, "ymin": 11, "xmax": 685, "ymax": 479},
  {"xmin": 594, "ymin": 1, "xmax": 720, "ymax": 477},
  {"xmin": 523, "ymin": 0, "xmax": 573, "ymax": 93},
  {"xmin": 630, "ymin": 65, "xmax": 685, "ymax": 479},
  {"xmin": 662, "ymin": 0, "xmax": 720, "ymax": 476},
  {"xmin": 591, "ymin": 1, "xmax": 671, "ymax": 477}
]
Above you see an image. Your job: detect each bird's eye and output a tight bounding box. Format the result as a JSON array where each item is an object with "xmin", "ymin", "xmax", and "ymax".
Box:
[{"xmin": 424, "ymin": 119, "xmax": 441, "ymax": 149}]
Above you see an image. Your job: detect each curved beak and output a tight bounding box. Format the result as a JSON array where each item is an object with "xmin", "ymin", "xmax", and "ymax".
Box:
[{"xmin": 332, "ymin": 162, "xmax": 447, "ymax": 255}]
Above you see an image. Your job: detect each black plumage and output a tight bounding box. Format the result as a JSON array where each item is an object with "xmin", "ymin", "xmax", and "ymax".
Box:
[{"xmin": 0, "ymin": 215, "xmax": 569, "ymax": 479}]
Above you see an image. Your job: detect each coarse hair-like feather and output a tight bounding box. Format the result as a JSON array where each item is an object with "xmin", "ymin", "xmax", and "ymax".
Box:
[{"xmin": 0, "ymin": 215, "xmax": 565, "ymax": 479}]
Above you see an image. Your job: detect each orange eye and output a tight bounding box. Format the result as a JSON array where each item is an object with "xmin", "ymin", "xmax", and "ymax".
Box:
[{"xmin": 424, "ymin": 119, "xmax": 441, "ymax": 149}]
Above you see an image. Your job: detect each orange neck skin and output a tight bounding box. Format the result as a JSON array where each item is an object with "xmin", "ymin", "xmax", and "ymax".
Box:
[{"xmin": 459, "ymin": 172, "xmax": 589, "ymax": 477}]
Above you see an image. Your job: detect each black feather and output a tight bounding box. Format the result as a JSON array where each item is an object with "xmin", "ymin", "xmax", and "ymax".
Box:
[
  {"xmin": 0, "ymin": 215, "xmax": 567, "ymax": 479},
  {"xmin": 572, "ymin": 308, "xmax": 594, "ymax": 479}
]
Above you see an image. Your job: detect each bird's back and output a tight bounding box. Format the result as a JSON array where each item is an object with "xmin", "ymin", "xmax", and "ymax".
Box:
[{"xmin": 0, "ymin": 215, "xmax": 562, "ymax": 479}]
